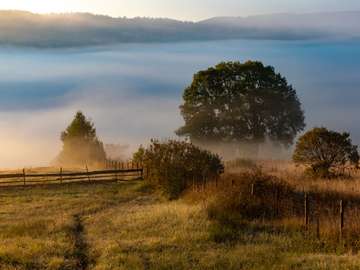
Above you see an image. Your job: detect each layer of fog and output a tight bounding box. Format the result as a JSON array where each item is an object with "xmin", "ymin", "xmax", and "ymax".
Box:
[
  {"xmin": 0, "ymin": 39, "xmax": 359, "ymax": 168},
  {"xmin": 1, "ymin": 11, "xmax": 360, "ymax": 47}
]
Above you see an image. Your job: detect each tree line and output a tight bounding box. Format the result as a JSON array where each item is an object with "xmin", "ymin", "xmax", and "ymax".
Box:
[{"xmin": 56, "ymin": 61, "xmax": 359, "ymax": 196}]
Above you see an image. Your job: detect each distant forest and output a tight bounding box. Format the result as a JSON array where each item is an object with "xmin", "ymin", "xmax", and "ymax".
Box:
[{"xmin": 1, "ymin": 10, "xmax": 360, "ymax": 47}]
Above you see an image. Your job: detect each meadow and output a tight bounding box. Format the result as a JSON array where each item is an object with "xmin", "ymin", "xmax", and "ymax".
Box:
[{"xmin": 1, "ymin": 162, "xmax": 360, "ymax": 269}]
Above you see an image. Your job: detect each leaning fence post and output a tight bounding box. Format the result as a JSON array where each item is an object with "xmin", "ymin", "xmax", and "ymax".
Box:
[
  {"xmin": 23, "ymin": 168, "xmax": 26, "ymax": 186},
  {"xmin": 304, "ymin": 193, "xmax": 309, "ymax": 230},
  {"xmin": 339, "ymin": 200, "xmax": 345, "ymax": 241}
]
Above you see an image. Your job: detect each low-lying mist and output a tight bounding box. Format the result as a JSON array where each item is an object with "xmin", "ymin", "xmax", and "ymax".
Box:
[
  {"xmin": 196, "ymin": 141, "xmax": 292, "ymax": 161},
  {"xmin": 0, "ymin": 39, "xmax": 359, "ymax": 168}
]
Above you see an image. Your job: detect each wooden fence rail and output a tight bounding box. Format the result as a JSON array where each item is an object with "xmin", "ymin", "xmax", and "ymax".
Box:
[{"xmin": 0, "ymin": 168, "xmax": 143, "ymax": 187}]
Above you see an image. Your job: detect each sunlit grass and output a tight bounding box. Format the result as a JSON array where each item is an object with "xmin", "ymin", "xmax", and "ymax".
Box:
[{"xmin": 1, "ymin": 170, "xmax": 360, "ymax": 269}]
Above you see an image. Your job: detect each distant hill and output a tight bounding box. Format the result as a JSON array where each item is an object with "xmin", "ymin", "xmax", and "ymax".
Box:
[{"xmin": 0, "ymin": 10, "xmax": 359, "ymax": 47}]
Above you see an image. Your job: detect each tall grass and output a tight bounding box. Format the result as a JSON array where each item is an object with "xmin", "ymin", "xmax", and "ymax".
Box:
[
  {"xmin": 201, "ymin": 162, "xmax": 360, "ymax": 253},
  {"xmin": 2, "ymin": 163, "xmax": 360, "ymax": 269}
]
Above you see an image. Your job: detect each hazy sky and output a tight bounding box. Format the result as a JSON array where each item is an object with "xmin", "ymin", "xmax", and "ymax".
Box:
[{"xmin": 1, "ymin": 0, "xmax": 360, "ymax": 20}]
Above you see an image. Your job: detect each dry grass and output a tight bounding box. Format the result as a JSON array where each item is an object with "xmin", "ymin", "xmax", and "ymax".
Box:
[
  {"xmin": 203, "ymin": 161, "xmax": 360, "ymax": 252},
  {"xmin": 256, "ymin": 159, "xmax": 360, "ymax": 196},
  {"xmin": 0, "ymin": 181, "xmax": 146, "ymax": 269},
  {"xmin": 2, "ymin": 163, "xmax": 360, "ymax": 269}
]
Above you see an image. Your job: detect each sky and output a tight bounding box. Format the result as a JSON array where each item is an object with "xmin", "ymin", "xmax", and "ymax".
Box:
[{"xmin": 1, "ymin": 0, "xmax": 360, "ymax": 20}]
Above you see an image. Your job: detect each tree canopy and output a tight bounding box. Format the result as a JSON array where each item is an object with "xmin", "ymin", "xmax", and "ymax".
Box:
[
  {"xmin": 57, "ymin": 111, "xmax": 106, "ymax": 166},
  {"xmin": 293, "ymin": 127, "xmax": 359, "ymax": 177},
  {"xmin": 176, "ymin": 61, "xmax": 305, "ymax": 150}
]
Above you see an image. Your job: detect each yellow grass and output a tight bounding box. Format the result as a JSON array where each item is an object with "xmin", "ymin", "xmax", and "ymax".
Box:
[{"xmin": 1, "ymin": 163, "xmax": 360, "ymax": 269}]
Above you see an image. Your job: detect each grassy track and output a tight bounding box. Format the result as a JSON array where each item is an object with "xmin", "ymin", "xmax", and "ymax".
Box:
[{"xmin": 0, "ymin": 180, "xmax": 360, "ymax": 269}]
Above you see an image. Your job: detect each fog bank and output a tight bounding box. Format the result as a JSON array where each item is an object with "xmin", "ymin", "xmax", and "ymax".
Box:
[{"xmin": 0, "ymin": 39, "xmax": 359, "ymax": 168}]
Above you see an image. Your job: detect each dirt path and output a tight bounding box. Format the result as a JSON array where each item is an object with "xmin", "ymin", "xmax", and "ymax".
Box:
[{"xmin": 64, "ymin": 214, "xmax": 90, "ymax": 270}]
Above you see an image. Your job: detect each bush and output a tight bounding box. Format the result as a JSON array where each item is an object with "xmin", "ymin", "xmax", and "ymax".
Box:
[
  {"xmin": 207, "ymin": 171, "xmax": 278, "ymax": 224},
  {"xmin": 293, "ymin": 127, "xmax": 359, "ymax": 178},
  {"xmin": 133, "ymin": 139, "xmax": 224, "ymax": 199},
  {"xmin": 206, "ymin": 171, "xmax": 296, "ymax": 242}
]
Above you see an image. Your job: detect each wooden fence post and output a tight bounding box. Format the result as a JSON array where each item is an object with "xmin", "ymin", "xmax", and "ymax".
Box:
[
  {"xmin": 304, "ymin": 193, "xmax": 309, "ymax": 230},
  {"xmin": 115, "ymin": 162, "xmax": 118, "ymax": 181},
  {"xmin": 339, "ymin": 200, "xmax": 345, "ymax": 241},
  {"xmin": 274, "ymin": 187, "xmax": 280, "ymax": 218},
  {"xmin": 86, "ymin": 165, "xmax": 91, "ymax": 182},
  {"xmin": 60, "ymin": 167, "xmax": 63, "ymax": 184},
  {"xmin": 23, "ymin": 168, "xmax": 26, "ymax": 186},
  {"xmin": 316, "ymin": 215, "xmax": 320, "ymax": 239}
]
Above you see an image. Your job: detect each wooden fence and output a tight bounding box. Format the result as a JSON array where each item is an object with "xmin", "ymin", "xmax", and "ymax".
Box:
[
  {"xmin": 104, "ymin": 159, "xmax": 142, "ymax": 170},
  {"xmin": 0, "ymin": 166, "xmax": 143, "ymax": 187}
]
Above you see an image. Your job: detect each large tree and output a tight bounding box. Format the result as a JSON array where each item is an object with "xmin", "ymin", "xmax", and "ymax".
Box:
[
  {"xmin": 57, "ymin": 111, "xmax": 106, "ymax": 166},
  {"xmin": 176, "ymin": 61, "xmax": 305, "ymax": 155}
]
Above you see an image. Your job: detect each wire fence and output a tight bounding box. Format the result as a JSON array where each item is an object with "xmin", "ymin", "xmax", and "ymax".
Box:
[
  {"xmin": 197, "ymin": 173, "xmax": 360, "ymax": 245},
  {"xmin": 243, "ymin": 179, "xmax": 360, "ymax": 243}
]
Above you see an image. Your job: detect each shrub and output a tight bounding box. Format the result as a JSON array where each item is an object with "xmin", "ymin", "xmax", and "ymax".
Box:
[
  {"xmin": 207, "ymin": 171, "xmax": 283, "ymax": 224},
  {"xmin": 133, "ymin": 139, "xmax": 224, "ymax": 199},
  {"xmin": 206, "ymin": 171, "xmax": 298, "ymax": 242},
  {"xmin": 293, "ymin": 127, "xmax": 359, "ymax": 178}
]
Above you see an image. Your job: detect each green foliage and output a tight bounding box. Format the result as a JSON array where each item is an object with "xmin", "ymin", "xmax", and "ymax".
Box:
[
  {"xmin": 132, "ymin": 145, "xmax": 145, "ymax": 164},
  {"xmin": 177, "ymin": 61, "xmax": 305, "ymax": 148},
  {"xmin": 57, "ymin": 111, "xmax": 106, "ymax": 166},
  {"xmin": 133, "ymin": 139, "xmax": 224, "ymax": 199},
  {"xmin": 293, "ymin": 127, "xmax": 359, "ymax": 178}
]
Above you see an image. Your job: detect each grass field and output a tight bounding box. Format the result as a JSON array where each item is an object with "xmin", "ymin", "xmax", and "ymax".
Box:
[{"xmin": 1, "ymin": 176, "xmax": 360, "ymax": 269}]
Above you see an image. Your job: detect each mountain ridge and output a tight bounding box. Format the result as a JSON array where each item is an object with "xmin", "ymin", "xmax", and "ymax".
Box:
[{"xmin": 0, "ymin": 10, "xmax": 359, "ymax": 47}]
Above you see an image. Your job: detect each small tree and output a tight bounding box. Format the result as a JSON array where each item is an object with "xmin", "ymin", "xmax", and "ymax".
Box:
[
  {"xmin": 57, "ymin": 111, "xmax": 106, "ymax": 166},
  {"xmin": 293, "ymin": 127, "xmax": 359, "ymax": 178}
]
